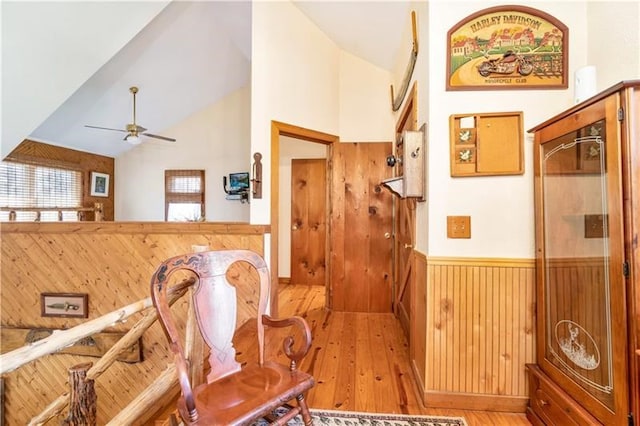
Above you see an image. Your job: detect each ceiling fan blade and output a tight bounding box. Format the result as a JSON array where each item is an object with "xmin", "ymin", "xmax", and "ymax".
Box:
[
  {"xmin": 85, "ymin": 125, "xmax": 127, "ymax": 133},
  {"xmin": 88, "ymin": 88, "xmax": 173, "ymax": 144},
  {"xmin": 142, "ymin": 132, "xmax": 176, "ymax": 142}
]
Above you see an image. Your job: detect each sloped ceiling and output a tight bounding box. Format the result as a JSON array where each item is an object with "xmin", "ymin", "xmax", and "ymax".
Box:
[
  {"xmin": 2, "ymin": 1, "xmax": 410, "ymax": 159},
  {"xmin": 293, "ymin": 1, "xmax": 411, "ymax": 71},
  {"xmin": 0, "ymin": 0, "xmax": 171, "ymax": 159}
]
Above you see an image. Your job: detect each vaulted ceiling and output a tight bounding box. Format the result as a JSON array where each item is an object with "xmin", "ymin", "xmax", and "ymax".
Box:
[{"xmin": 2, "ymin": 1, "xmax": 411, "ymax": 158}]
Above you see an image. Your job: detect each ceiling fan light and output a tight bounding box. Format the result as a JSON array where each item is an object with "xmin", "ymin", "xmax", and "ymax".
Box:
[{"xmin": 126, "ymin": 134, "xmax": 141, "ymax": 145}]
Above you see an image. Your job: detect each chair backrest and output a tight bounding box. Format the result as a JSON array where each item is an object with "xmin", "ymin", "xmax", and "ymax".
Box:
[{"xmin": 150, "ymin": 249, "xmax": 270, "ymax": 384}]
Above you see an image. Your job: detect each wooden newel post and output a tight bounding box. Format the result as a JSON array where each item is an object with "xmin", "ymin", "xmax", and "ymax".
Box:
[
  {"xmin": 94, "ymin": 203, "xmax": 104, "ymax": 222},
  {"xmin": 63, "ymin": 362, "xmax": 96, "ymax": 426}
]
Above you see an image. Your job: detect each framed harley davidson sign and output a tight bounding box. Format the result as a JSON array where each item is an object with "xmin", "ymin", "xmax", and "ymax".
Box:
[{"xmin": 446, "ymin": 6, "xmax": 568, "ymax": 91}]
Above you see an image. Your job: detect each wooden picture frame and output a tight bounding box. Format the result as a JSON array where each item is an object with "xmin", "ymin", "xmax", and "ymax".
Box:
[
  {"xmin": 449, "ymin": 111, "xmax": 524, "ymax": 177},
  {"xmin": 446, "ymin": 5, "xmax": 568, "ymax": 91},
  {"xmin": 90, "ymin": 171, "xmax": 110, "ymax": 197},
  {"xmin": 41, "ymin": 293, "xmax": 88, "ymax": 318}
]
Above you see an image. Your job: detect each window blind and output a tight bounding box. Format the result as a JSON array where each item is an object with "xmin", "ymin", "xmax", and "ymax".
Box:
[
  {"xmin": 165, "ymin": 170, "xmax": 205, "ymax": 221},
  {"xmin": 0, "ymin": 161, "xmax": 82, "ymax": 221}
]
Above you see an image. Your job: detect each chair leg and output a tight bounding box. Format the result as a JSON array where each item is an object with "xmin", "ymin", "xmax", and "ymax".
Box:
[{"xmin": 297, "ymin": 394, "xmax": 312, "ymax": 426}]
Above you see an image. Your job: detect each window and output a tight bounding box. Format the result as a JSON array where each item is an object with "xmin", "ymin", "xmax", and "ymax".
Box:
[
  {"xmin": 0, "ymin": 160, "xmax": 82, "ymax": 221},
  {"xmin": 165, "ymin": 170, "xmax": 205, "ymax": 221}
]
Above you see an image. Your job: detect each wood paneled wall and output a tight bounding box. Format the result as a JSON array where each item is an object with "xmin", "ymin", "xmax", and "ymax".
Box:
[
  {"xmin": 330, "ymin": 142, "xmax": 393, "ymax": 313},
  {"xmin": 417, "ymin": 256, "xmax": 536, "ymax": 412},
  {"xmin": 0, "ymin": 222, "xmax": 268, "ymax": 425},
  {"xmin": 5, "ymin": 140, "xmax": 115, "ymax": 220}
]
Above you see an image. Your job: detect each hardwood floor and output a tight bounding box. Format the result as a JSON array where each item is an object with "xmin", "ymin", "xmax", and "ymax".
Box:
[{"xmin": 253, "ymin": 284, "xmax": 532, "ymax": 426}]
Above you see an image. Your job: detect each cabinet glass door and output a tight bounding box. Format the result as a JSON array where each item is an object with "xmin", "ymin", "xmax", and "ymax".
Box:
[
  {"xmin": 541, "ymin": 118, "xmax": 614, "ymax": 408},
  {"xmin": 538, "ymin": 96, "xmax": 628, "ymax": 424}
]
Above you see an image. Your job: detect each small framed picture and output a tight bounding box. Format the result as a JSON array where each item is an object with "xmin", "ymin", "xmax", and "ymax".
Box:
[
  {"xmin": 41, "ymin": 293, "xmax": 89, "ymax": 318},
  {"xmin": 90, "ymin": 172, "xmax": 110, "ymax": 197}
]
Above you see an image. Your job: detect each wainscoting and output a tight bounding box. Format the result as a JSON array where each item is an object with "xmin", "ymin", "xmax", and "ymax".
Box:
[
  {"xmin": 413, "ymin": 255, "xmax": 536, "ymax": 412},
  {"xmin": 0, "ymin": 222, "xmax": 268, "ymax": 425}
]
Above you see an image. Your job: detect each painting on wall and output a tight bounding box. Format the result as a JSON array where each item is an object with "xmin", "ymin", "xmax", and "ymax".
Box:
[
  {"xmin": 446, "ymin": 5, "xmax": 568, "ymax": 91},
  {"xmin": 41, "ymin": 293, "xmax": 88, "ymax": 318},
  {"xmin": 90, "ymin": 171, "xmax": 110, "ymax": 197}
]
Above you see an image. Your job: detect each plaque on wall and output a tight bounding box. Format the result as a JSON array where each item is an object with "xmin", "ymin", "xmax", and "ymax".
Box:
[{"xmin": 446, "ymin": 5, "xmax": 568, "ymax": 91}]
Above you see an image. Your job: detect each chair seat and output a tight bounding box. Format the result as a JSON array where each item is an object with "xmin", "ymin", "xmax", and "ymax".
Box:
[{"xmin": 178, "ymin": 361, "xmax": 315, "ymax": 425}]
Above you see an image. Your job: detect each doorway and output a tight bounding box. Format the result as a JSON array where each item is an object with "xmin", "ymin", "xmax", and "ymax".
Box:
[
  {"xmin": 270, "ymin": 121, "xmax": 394, "ymax": 314},
  {"xmin": 270, "ymin": 121, "xmax": 337, "ymax": 316},
  {"xmin": 278, "ymin": 135, "xmax": 328, "ymax": 288}
]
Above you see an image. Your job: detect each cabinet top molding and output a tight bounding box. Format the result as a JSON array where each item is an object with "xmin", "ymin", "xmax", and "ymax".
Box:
[{"xmin": 529, "ymin": 80, "xmax": 640, "ymax": 133}]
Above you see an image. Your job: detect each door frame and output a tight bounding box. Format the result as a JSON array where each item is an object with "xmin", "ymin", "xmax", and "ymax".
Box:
[
  {"xmin": 393, "ymin": 83, "xmax": 418, "ymax": 335},
  {"xmin": 270, "ymin": 121, "xmax": 338, "ymax": 316}
]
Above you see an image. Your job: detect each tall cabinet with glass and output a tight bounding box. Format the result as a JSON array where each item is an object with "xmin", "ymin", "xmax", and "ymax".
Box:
[{"xmin": 527, "ymin": 81, "xmax": 639, "ymax": 426}]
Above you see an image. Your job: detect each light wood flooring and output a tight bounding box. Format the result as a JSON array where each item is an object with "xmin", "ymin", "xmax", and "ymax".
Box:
[{"xmin": 255, "ymin": 283, "xmax": 532, "ymax": 426}]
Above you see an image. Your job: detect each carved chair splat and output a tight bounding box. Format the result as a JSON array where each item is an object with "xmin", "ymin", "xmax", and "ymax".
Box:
[{"xmin": 150, "ymin": 249, "xmax": 315, "ymax": 425}]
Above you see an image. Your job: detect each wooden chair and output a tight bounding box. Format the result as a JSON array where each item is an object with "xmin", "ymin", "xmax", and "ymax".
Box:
[{"xmin": 150, "ymin": 249, "xmax": 315, "ymax": 425}]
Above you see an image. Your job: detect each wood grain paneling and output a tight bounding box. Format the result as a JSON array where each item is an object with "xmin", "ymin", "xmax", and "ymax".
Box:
[
  {"xmin": 0, "ymin": 222, "xmax": 268, "ymax": 425},
  {"xmin": 291, "ymin": 159, "xmax": 326, "ymax": 286},
  {"xmin": 6, "ymin": 140, "xmax": 115, "ymax": 220},
  {"xmin": 420, "ymin": 257, "xmax": 535, "ymax": 412},
  {"xmin": 330, "ymin": 142, "xmax": 393, "ymax": 313}
]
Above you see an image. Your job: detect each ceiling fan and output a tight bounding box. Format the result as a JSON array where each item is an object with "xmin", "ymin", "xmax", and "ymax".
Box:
[{"xmin": 85, "ymin": 86, "xmax": 176, "ymax": 144}]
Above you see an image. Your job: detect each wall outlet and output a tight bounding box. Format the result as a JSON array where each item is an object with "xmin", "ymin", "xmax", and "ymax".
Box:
[{"xmin": 447, "ymin": 216, "xmax": 471, "ymax": 239}]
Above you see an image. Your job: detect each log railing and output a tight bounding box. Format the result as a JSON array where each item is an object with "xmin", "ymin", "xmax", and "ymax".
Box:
[
  {"xmin": 0, "ymin": 202, "xmax": 104, "ymax": 222},
  {"xmin": 0, "ymin": 277, "xmax": 195, "ymax": 426}
]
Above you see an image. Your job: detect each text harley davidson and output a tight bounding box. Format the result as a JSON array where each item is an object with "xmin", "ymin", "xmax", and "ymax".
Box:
[{"xmin": 469, "ymin": 15, "xmax": 543, "ymax": 33}]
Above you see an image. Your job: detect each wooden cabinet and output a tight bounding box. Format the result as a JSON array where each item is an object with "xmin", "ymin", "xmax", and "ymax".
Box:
[{"xmin": 527, "ymin": 81, "xmax": 640, "ymax": 425}]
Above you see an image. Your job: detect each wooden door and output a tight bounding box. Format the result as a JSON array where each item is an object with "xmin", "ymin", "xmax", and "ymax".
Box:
[
  {"xmin": 330, "ymin": 142, "xmax": 393, "ymax": 313},
  {"xmin": 395, "ymin": 197, "xmax": 416, "ymax": 332},
  {"xmin": 394, "ymin": 92, "xmax": 419, "ymax": 337},
  {"xmin": 290, "ymin": 159, "xmax": 326, "ymax": 286}
]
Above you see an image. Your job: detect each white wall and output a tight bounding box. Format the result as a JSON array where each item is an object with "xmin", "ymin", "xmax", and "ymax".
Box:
[
  {"xmin": 278, "ymin": 137, "xmax": 327, "ymax": 276},
  {"xmin": 250, "ymin": 1, "xmax": 396, "ymax": 227},
  {"xmin": 115, "ymin": 85, "xmax": 251, "ymax": 222},
  {"xmin": 110, "ymin": 0, "xmax": 639, "ymax": 259},
  {"xmin": 587, "ymin": 1, "xmax": 640, "ymax": 89},
  {"xmin": 415, "ymin": 1, "xmax": 592, "ymax": 259},
  {"xmin": 250, "ymin": 1, "xmax": 339, "ymax": 225},
  {"xmin": 339, "ymin": 51, "xmax": 395, "ymax": 142}
]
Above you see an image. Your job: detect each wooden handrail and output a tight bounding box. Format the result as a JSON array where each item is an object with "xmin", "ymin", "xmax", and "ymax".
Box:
[
  {"xmin": 106, "ymin": 364, "xmax": 178, "ymax": 426},
  {"xmin": 1, "ymin": 299, "xmax": 149, "ymax": 375},
  {"xmin": 0, "ymin": 278, "xmax": 194, "ymax": 375},
  {"xmin": 1, "ymin": 202, "xmax": 104, "ymax": 221},
  {"xmin": 23, "ymin": 278, "xmax": 195, "ymax": 425},
  {"xmin": 29, "ymin": 395, "xmax": 68, "ymax": 426}
]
